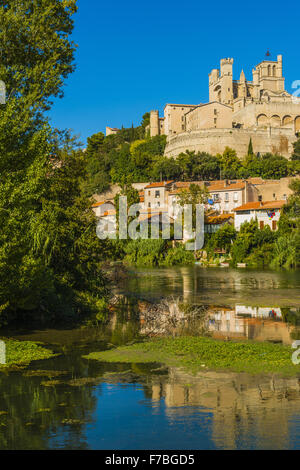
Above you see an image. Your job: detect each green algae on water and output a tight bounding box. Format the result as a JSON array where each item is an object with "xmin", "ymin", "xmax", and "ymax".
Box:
[
  {"xmin": 84, "ymin": 336, "xmax": 300, "ymax": 377},
  {"xmin": 0, "ymin": 339, "xmax": 55, "ymax": 369}
]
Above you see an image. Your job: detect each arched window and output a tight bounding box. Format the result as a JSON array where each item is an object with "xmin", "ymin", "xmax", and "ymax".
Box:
[
  {"xmin": 257, "ymin": 114, "xmax": 268, "ymax": 127},
  {"xmin": 282, "ymin": 115, "xmax": 292, "ymax": 126},
  {"xmin": 270, "ymin": 115, "xmax": 281, "ymax": 127},
  {"xmin": 214, "ymin": 85, "xmax": 221, "ymax": 102}
]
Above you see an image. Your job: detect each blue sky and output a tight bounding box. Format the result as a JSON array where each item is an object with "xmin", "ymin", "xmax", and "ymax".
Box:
[{"xmin": 48, "ymin": 0, "xmax": 300, "ymax": 144}]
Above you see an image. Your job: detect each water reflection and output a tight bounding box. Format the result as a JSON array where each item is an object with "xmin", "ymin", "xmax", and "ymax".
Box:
[
  {"xmin": 146, "ymin": 367, "xmax": 300, "ymax": 450},
  {"xmin": 120, "ymin": 266, "xmax": 300, "ymax": 307},
  {"xmin": 1, "ymin": 355, "xmax": 300, "ymax": 449},
  {"xmin": 206, "ymin": 306, "xmax": 300, "ymax": 345},
  {"xmin": 1, "ymin": 266, "xmax": 300, "ymax": 449}
]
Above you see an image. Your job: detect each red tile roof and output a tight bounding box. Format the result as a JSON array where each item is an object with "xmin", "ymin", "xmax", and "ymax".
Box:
[
  {"xmin": 247, "ymin": 177, "xmax": 265, "ymax": 185},
  {"xmin": 208, "ymin": 181, "xmax": 246, "ymax": 192},
  {"xmin": 145, "ymin": 181, "xmax": 173, "ymax": 189},
  {"xmin": 99, "ymin": 210, "xmax": 116, "ymax": 217},
  {"xmin": 234, "ymin": 200, "xmax": 286, "ymax": 212},
  {"xmin": 92, "ymin": 201, "xmax": 115, "ymax": 208},
  {"xmin": 175, "ymin": 181, "xmax": 204, "ymax": 188}
]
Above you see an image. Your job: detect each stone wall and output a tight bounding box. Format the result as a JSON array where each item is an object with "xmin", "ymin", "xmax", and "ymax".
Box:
[
  {"xmin": 185, "ymin": 102, "xmax": 232, "ymax": 131},
  {"xmin": 164, "ymin": 127, "xmax": 296, "ymax": 159},
  {"xmin": 233, "ymin": 101, "xmax": 300, "ymax": 130}
]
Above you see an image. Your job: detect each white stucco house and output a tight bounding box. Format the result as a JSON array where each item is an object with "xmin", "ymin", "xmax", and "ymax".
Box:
[
  {"xmin": 233, "ymin": 200, "xmax": 286, "ymax": 231},
  {"xmin": 92, "ymin": 201, "xmax": 116, "ymax": 239},
  {"xmin": 91, "ymin": 201, "xmax": 115, "ymax": 218}
]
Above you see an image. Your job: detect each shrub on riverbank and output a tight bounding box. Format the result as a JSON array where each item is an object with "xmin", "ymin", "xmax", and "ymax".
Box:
[{"xmin": 123, "ymin": 239, "xmax": 195, "ymax": 267}]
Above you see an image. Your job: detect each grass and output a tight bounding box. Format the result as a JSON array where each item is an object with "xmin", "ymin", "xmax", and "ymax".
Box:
[
  {"xmin": 84, "ymin": 336, "xmax": 300, "ymax": 377},
  {"xmin": 0, "ymin": 338, "xmax": 55, "ymax": 369}
]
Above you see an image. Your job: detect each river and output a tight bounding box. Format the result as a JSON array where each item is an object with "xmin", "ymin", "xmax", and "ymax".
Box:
[{"xmin": 0, "ymin": 267, "xmax": 300, "ymax": 450}]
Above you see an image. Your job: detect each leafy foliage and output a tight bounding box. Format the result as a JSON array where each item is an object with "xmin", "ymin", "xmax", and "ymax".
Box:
[{"xmin": 0, "ymin": 1, "xmax": 110, "ymax": 326}]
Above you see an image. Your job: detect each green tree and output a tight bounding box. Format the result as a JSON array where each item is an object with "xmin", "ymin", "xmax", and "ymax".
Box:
[
  {"xmin": 151, "ymin": 155, "xmax": 182, "ymax": 181},
  {"xmin": 86, "ymin": 132, "xmax": 105, "ymax": 157},
  {"xmin": 0, "ymin": 0, "xmax": 78, "ymax": 112},
  {"xmin": 217, "ymin": 147, "xmax": 243, "ymax": 179},
  {"xmin": 141, "ymin": 112, "xmax": 150, "ymax": 129},
  {"xmin": 177, "ymin": 151, "xmax": 221, "ymax": 181},
  {"xmin": 114, "ymin": 182, "xmax": 140, "ymax": 232},
  {"xmin": 247, "ymin": 138, "xmax": 254, "ymax": 157},
  {"xmin": 177, "ymin": 183, "xmax": 209, "ymax": 231},
  {"xmin": 213, "ymin": 224, "xmax": 236, "ymax": 252},
  {"xmin": 177, "ymin": 183, "xmax": 209, "ymax": 206},
  {"xmin": 0, "ymin": 1, "xmax": 109, "ymax": 325},
  {"xmin": 292, "ymin": 135, "xmax": 300, "ymax": 161}
]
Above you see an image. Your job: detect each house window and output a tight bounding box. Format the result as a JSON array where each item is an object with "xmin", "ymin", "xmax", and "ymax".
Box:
[
  {"xmin": 157, "ymin": 201, "xmax": 160, "ymax": 207},
  {"xmin": 225, "ymin": 193, "xmax": 229, "ymax": 202},
  {"xmin": 213, "ymin": 193, "xmax": 219, "ymax": 201},
  {"xmin": 148, "ymin": 203, "xmax": 151, "ymax": 208},
  {"xmin": 233, "ymin": 192, "xmax": 238, "ymax": 201},
  {"xmin": 214, "ymin": 118, "xmax": 217, "ymax": 124},
  {"xmin": 148, "ymin": 191, "xmax": 151, "ymax": 196},
  {"xmin": 214, "ymin": 109, "xmax": 217, "ymax": 115},
  {"xmin": 155, "ymin": 190, "xmax": 160, "ymax": 198},
  {"xmin": 182, "ymin": 125, "xmax": 185, "ymax": 130},
  {"xmin": 258, "ymin": 195, "xmax": 262, "ymax": 202},
  {"xmin": 272, "ymin": 220, "xmax": 277, "ymax": 231},
  {"xmin": 273, "ymin": 193, "xmax": 276, "ymax": 199}
]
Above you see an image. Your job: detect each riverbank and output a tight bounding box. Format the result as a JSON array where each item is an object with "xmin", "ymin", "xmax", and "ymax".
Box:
[
  {"xmin": 84, "ymin": 336, "xmax": 300, "ymax": 377},
  {"xmin": 0, "ymin": 339, "xmax": 56, "ymax": 369}
]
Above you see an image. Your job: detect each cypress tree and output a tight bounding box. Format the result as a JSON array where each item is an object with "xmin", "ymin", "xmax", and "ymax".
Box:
[{"xmin": 248, "ymin": 138, "xmax": 254, "ymax": 156}]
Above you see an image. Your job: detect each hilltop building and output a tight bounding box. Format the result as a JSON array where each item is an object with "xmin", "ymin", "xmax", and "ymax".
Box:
[
  {"xmin": 148, "ymin": 55, "xmax": 300, "ymax": 158},
  {"xmin": 106, "ymin": 126, "xmax": 120, "ymax": 136}
]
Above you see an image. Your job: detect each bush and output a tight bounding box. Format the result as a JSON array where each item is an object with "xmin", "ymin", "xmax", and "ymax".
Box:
[{"xmin": 163, "ymin": 244, "xmax": 195, "ymax": 266}]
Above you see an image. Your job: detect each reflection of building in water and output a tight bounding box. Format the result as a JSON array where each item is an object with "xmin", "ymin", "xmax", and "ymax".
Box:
[
  {"xmin": 236, "ymin": 305, "xmax": 282, "ymax": 318},
  {"xmin": 180, "ymin": 267, "xmax": 195, "ymax": 301},
  {"xmin": 207, "ymin": 306, "xmax": 294, "ymax": 345},
  {"xmin": 149, "ymin": 368, "xmax": 300, "ymax": 449},
  {"xmin": 208, "ymin": 308, "xmax": 247, "ymax": 339}
]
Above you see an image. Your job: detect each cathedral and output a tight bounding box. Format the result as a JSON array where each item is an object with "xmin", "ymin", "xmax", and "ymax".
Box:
[{"xmin": 149, "ymin": 55, "xmax": 300, "ymax": 158}]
